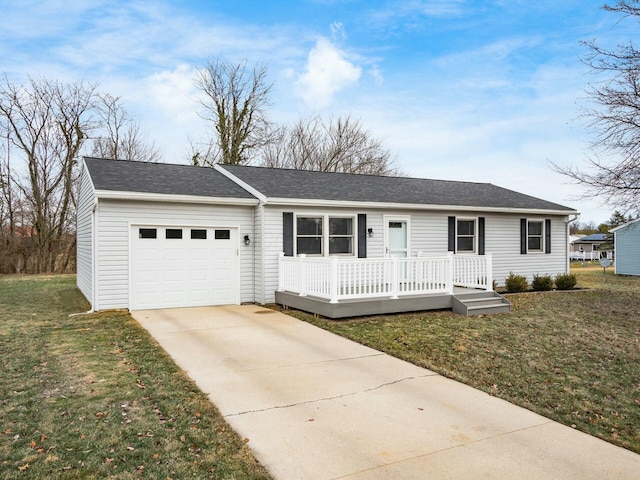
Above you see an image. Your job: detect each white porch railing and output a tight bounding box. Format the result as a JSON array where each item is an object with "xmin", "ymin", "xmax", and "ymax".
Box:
[
  {"xmin": 569, "ymin": 251, "xmax": 598, "ymax": 261},
  {"xmin": 278, "ymin": 253, "xmax": 493, "ymax": 304}
]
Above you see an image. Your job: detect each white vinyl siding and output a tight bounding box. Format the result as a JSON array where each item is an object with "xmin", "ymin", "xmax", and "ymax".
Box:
[
  {"xmin": 76, "ymin": 166, "xmax": 94, "ymax": 305},
  {"xmin": 488, "ymin": 215, "xmax": 568, "ymax": 285},
  {"xmin": 614, "ymin": 223, "xmax": 640, "ymax": 276},
  {"xmin": 261, "ymin": 207, "xmax": 569, "ymax": 301},
  {"xmin": 95, "ymin": 199, "xmax": 255, "ymax": 310}
]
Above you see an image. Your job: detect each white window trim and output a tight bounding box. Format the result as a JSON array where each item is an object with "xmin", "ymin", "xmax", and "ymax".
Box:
[
  {"xmin": 526, "ymin": 219, "xmax": 545, "ymax": 254},
  {"xmin": 455, "ymin": 216, "xmax": 478, "ymax": 254},
  {"xmin": 293, "ymin": 213, "xmax": 357, "ymax": 257}
]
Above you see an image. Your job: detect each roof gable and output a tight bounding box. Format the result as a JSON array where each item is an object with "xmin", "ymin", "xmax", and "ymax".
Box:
[
  {"xmin": 83, "ymin": 157, "xmax": 256, "ymax": 200},
  {"xmin": 220, "ymin": 164, "xmax": 576, "ymax": 212}
]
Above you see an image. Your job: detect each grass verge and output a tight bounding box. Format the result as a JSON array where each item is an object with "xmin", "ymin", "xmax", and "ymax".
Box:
[
  {"xmin": 274, "ymin": 267, "xmax": 640, "ymax": 454},
  {"xmin": 0, "ymin": 275, "xmax": 272, "ymax": 480}
]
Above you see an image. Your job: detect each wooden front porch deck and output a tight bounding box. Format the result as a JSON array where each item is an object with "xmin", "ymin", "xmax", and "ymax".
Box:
[{"xmin": 276, "ymin": 287, "xmax": 510, "ymax": 319}]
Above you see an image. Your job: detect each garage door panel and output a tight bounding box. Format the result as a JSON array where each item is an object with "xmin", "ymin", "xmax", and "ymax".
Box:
[{"xmin": 131, "ymin": 226, "xmax": 239, "ymax": 310}]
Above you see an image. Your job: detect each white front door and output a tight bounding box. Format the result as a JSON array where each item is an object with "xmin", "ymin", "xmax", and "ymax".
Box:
[{"xmin": 385, "ymin": 217, "xmax": 410, "ymax": 258}]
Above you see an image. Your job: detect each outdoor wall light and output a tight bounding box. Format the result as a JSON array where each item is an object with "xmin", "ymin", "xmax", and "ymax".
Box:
[
  {"xmin": 367, "ymin": 228, "xmax": 374, "ymax": 238},
  {"xmin": 244, "ymin": 235, "xmax": 250, "ymax": 245}
]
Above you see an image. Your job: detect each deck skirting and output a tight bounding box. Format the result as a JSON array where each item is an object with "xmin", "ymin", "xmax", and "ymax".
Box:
[{"xmin": 276, "ymin": 291, "xmax": 453, "ymax": 319}]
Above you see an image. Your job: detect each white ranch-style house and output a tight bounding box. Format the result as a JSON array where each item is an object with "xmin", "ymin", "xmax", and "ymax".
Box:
[{"xmin": 77, "ymin": 157, "xmax": 578, "ymax": 317}]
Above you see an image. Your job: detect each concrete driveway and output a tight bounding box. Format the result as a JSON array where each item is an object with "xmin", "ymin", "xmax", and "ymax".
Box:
[{"xmin": 132, "ymin": 305, "xmax": 640, "ymax": 480}]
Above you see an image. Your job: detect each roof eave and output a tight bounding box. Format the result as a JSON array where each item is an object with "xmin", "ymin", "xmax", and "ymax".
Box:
[
  {"xmin": 610, "ymin": 217, "xmax": 640, "ymax": 232},
  {"xmin": 94, "ymin": 189, "xmax": 259, "ymax": 206},
  {"xmin": 264, "ymin": 197, "xmax": 578, "ymax": 215}
]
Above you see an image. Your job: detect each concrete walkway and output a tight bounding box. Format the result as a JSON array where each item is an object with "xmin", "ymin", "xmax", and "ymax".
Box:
[{"xmin": 132, "ymin": 305, "xmax": 640, "ymax": 480}]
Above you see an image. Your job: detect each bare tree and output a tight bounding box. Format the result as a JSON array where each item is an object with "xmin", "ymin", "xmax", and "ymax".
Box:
[
  {"xmin": 0, "ymin": 76, "xmax": 96, "ymax": 273},
  {"xmin": 555, "ymin": 1, "xmax": 640, "ymax": 210},
  {"xmin": 194, "ymin": 59, "xmax": 273, "ymax": 165},
  {"xmin": 185, "ymin": 136, "xmax": 217, "ymax": 166},
  {"xmin": 91, "ymin": 94, "xmax": 161, "ymax": 162},
  {"xmin": 260, "ymin": 115, "xmax": 399, "ymax": 175}
]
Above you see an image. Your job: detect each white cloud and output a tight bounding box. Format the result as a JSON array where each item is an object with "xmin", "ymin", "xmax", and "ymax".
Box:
[
  {"xmin": 296, "ymin": 37, "xmax": 361, "ymax": 109},
  {"xmin": 97, "ymin": 64, "xmax": 202, "ymax": 163},
  {"xmin": 143, "ymin": 64, "xmax": 199, "ymax": 122}
]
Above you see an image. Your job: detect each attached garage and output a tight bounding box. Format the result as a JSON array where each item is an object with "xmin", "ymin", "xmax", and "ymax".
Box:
[
  {"xmin": 76, "ymin": 157, "xmax": 259, "ymax": 312},
  {"xmin": 130, "ymin": 225, "xmax": 240, "ymax": 310}
]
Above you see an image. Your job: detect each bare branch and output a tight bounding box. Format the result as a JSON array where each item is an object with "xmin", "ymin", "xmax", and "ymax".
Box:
[
  {"xmin": 259, "ymin": 115, "xmax": 400, "ymax": 176},
  {"xmin": 561, "ymin": 1, "xmax": 640, "ymax": 210},
  {"xmin": 92, "ymin": 93, "xmax": 161, "ymax": 162}
]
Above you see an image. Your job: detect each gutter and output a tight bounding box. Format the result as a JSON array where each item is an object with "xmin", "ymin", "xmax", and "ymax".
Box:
[
  {"xmin": 93, "ymin": 189, "xmax": 259, "ymax": 206},
  {"xmin": 265, "ymin": 197, "xmax": 579, "ymax": 216}
]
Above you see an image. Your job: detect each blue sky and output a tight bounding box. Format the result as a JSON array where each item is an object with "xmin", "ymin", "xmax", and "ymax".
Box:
[{"xmin": 0, "ymin": 0, "xmax": 633, "ymax": 223}]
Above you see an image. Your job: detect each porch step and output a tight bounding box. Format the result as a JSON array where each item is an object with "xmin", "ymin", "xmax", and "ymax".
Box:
[{"xmin": 452, "ymin": 291, "xmax": 510, "ymax": 316}]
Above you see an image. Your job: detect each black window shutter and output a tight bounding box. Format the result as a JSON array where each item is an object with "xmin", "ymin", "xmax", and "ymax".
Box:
[
  {"xmin": 357, "ymin": 214, "xmax": 367, "ymax": 258},
  {"xmin": 448, "ymin": 217, "xmax": 456, "ymax": 252},
  {"xmin": 520, "ymin": 218, "xmax": 527, "ymax": 255},
  {"xmin": 478, "ymin": 217, "xmax": 485, "ymax": 255},
  {"xmin": 545, "ymin": 219, "xmax": 551, "ymax": 254},
  {"xmin": 283, "ymin": 212, "xmax": 294, "ymax": 256}
]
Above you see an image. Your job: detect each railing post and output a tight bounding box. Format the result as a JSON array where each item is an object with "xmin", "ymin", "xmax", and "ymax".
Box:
[
  {"xmin": 390, "ymin": 257, "xmax": 399, "ymax": 299},
  {"xmin": 486, "ymin": 253, "xmax": 493, "ymax": 291},
  {"xmin": 298, "ymin": 254, "xmax": 307, "ymax": 297},
  {"xmin": 447, "ymin": 252, "xmax": 454, "ymax": 294},
  {"xmin": 329, "ymin": 256, "xmax": 339, "ymax": 303},
  {"xmin": 278, "ymin": 252, "xmax": 285, "ymax": 291}
]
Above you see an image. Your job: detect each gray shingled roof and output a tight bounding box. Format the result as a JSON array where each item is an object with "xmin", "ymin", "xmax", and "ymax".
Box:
[
  {"xmin": 221, "ymin": 164, "xmax": 576, "ymax": 212},
  {"xmin": 84, "ymin": 157, "xmax": 256, "ymax": 199},
  {"xmin": 84, "ymin": 157, "xmax": 576, "ymax": 212}
]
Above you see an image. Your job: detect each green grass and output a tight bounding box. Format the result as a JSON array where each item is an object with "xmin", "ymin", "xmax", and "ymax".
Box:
[
  {"xmin": 274, "ymin": 266, "xmax": 640, "ymax": 454},
  {"xmin": 0, "ymin": 275, "xmax": 272, "ymax": 480}
]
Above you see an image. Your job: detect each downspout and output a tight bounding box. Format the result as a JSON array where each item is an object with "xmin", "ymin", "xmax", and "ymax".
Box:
[
  {"xmin": 91, "ymin": 198, "xmax": 98, "ymax": 312},
  {"xmin": 567, "ymin": 214, "xmax": 580, "ymax": 274},
  {"xmin": 259, "ymin": 200, "xmax": 266, "ymax": 305},
  {"xmin": 71, "ymin": 198, "xmax": 98, "ymax": 317}
]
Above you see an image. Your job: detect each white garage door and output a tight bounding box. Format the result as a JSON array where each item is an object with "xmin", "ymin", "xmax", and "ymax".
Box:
[{"xmin": 130, "ymin": 225, "xmax": 239, "ymax": 310}]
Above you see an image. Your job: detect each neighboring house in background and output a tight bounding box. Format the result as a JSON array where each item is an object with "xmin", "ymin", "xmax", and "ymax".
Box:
[
  {"xmin": 570, "ymin": 233, "xmax": 611, "ymax": 260},
  {"xmin": 611, "ymin": 219, "xmax": 640, "ymax": 276},
  {"xmin": 76, "ymin": 157, "xmax": 578, "ymax": 317}
]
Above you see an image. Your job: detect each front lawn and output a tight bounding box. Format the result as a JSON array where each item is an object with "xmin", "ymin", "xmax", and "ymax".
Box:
[
  {"xmin": 0, "ymin": 275, "xmax": 272, "ymax": 480},
  {"xmin": 276, "ymin": 267, "xmax": 640, "ymax": 454}
]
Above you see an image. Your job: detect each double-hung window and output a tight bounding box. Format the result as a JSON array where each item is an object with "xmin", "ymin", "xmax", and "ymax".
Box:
[
  {"xmin": 296, "ymin": 215, "xmax": 355, "ymax": 256},
  {"xmin": 296, "ymin": 217, "xmax": 323, "ymax": 255},
  {"xmin": 527, "ymin": 221, "xmax": 543, "ymax": 252},
  {"xmin": 328, "ymin": 217, "xmax": 353, "ymax": 255},
  {"xmin": 521, "ymin": 218, "xmax": 550, "ymax": 254},
  {"xmin": 456, "ymin": 219, "xmax": 476, "ymax": 253}
]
